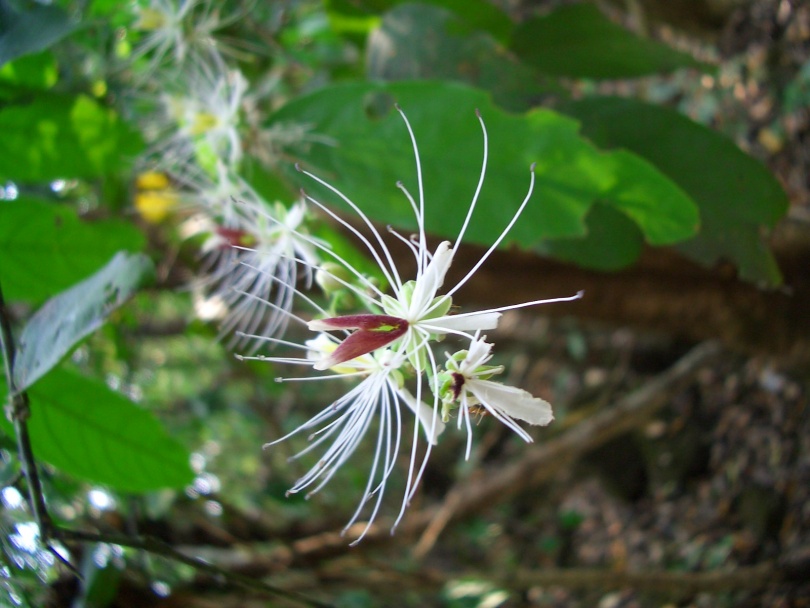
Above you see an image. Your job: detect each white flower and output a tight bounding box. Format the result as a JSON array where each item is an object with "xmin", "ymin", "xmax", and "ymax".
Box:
[
  {"xmin": 439, "ymin": 336, "xmax": 553, "ymax": 459},
  {"xmin": 129, "ymin": 0, "xmax": 240, "ymax": 77},
  {"xmin": 298, "ymin": 106, "xmax": 582, "ymax": 375},
  {"xmin": 260, "ymin": 334, "xmax": 444, "ymax": 543},
  {"xmin": 244, "ymin": 105, "xmax": 581, "ymax": 538},
  {"xmin": 181, "ymin": 166, "xmax": 320, "ymax": 351},
  {"xmin": 150, "ymin": 60, "xmax": 248, "ymax": 171}
]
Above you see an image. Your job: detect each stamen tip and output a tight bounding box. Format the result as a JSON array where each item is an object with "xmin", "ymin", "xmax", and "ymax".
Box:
[
  {"xmin": 394, "ymin": 102, "xmax": 402, "ymax": 112},
  {"xmin": 529, "ymin": 162, "xmax": 537, "ymax": 172},
  {"xmin": 475, "ymin": 108, "xmax": 481, "ymax": 118},
  {"xmin": 576, "ymin": 289, "xmax": 585, "ymax": 299},
  {"xmin": 234, "ymin": 354, "xmax": 244, "ymax": 361},
  {"xmin": 294, "ymin": 162, "xmax": 302, "ymax": 172}
]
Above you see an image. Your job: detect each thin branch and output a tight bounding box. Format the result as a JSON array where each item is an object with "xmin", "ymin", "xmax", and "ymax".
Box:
[
  {"xmin": 0, "ymin": 282, "xmax": 53, "ymax": 538},
  {"xmin": 53, "ymin": 527, "xmax": 333, "ymax": 608}
]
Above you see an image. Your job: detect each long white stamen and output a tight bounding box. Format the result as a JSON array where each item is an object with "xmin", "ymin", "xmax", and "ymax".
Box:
[
  {"xmin": 299, "ymin": 186, "xmax": 403, "ymax": 293},
  {"xmin": 394, "ymin": 104, "xmax": 429, "ymax": 277},
  {"xmin": 452, "ymin": 109, "xmax": 488, "ymax": 257},
  {"xmin": 444, "ymin": 164, "xmax": 537, "ymax": 300},
  {"xmin": 297, "ymin": 165, "xmax": 404, "ymax": 292}
]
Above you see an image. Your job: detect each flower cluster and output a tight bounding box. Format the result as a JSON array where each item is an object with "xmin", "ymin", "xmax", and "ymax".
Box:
[
  {"xmin": 126, "ymin": 0, "xmax": 322, "ymax": 349},
  {"xmin": 123, "ymin": 3, "xmax": 580, "ymax": 538},
  {"xmin": 237, "ymin": 106, "xmax": 583, "ymax": 542}
]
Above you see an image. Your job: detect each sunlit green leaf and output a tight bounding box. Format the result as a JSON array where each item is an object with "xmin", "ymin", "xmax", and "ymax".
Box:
[
  {"xmin": 267, "ymin": 81, "xmax": 698, "ymax": 267},
  {"xmin": 326, "ymin": 0, "xmax": 512, "ymax": 42},
  {"xmin": 0, "ymin": 369, "xmax": 193, "ymax": 492},
  {"xmin": 0, "ymin": 197, "xmax": 146, "ymax": 303},
  {"xmin": 0, "ymin": 51, "xmax": 58, "ymax": 95},
  {"xmin": 0, "ymin": 94, "xmax": 144, "ymax": 182},
  {"xmin": 564, "ymin": 96, "xmax": 788, "ymax": 284},
  {"xmin": 13, "ymin": 252, "xmax": 154, "ymax": 392},
  {"xmin": 0, "ymin": 0, "xmax": 76, "ymax": 67},
  {"xmin": 511, "ymin": 4, "xmax": 712, "ymax": 79}
]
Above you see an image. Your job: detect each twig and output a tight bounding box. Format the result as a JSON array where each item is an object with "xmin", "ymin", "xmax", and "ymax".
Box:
[
  {"xmin": 507, "ymin": 563, "xmax": 777, "ymax": 594},
  {"xmin": 53, "ymin": 527, "xmax": 332, "ymax": 608},
  {"xmin": 0, "ymin": 282, "xmax": 53, "ymax": 538}
]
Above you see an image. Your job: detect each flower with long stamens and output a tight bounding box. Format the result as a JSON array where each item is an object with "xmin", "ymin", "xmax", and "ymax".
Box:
[
  {"xmin": 297, "ymin": 107, "xmax": 582, "ymax": 377},
  {"xmin": 128, "ymin": 0, "xmax": 243, "ymax": 79},
  {"xmin": 438, "ymin": 336, "xmax": 553, "ymax": 459},
  {"xmin": 149, "ymin": 59, "xmax": 247, "ymax": 172},
  {"xmin": 180, "ymin": 165, "xmax": 321, "ymax": 351},
  {"xmin": 257, "ymin": 333, "xmax": 444, "ymax": 544},
  {"xmin": 247, "ymin": 104, "xmax": 581, "ymax": 537}
]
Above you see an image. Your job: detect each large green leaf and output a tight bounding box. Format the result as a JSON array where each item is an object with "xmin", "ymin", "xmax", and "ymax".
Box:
[
  {"xmin": 13, "ymin": 252, "xmax": 154, "ymax": 392},
  {"xmin": 511, "ymin": 3, "xmax": 711, "ymax": 79},
  {"xmin": 0, "ymin": 0, "xmax": 76, "ymax": 67},
  {"xmin": 539, "ymin": 203, "xmax": 644, "ymax": 271},
  {"xmin": 0, "ymin": 369, "xmax": 193, "ymax": 492},
  {"xmin": 367, "ymin": 3, "xmax": 562, "ymax": 112},
  {"xmin": 564, "ymin": 96, "xmax": 789, "ymax": 284},
  {"xmin": 266, "ymin": 81, "xmax": 698, "ymax": 267},
  {"xmin": 0, "ymin": 94, "xmax": 144, "ymax": 182},
  {"xmin": 0, "ymin": 197, "xmax": 146, "ymax": 303}
]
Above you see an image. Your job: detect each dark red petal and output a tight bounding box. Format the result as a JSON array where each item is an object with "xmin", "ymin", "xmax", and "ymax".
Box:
[{"xmin": 325, "ymin": 323, "xmax": 409, "ymax": 367}]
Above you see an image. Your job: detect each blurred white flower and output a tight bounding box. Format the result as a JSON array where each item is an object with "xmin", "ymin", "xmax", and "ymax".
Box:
[
  {"xmin": 129, "ymin": 0, "xmax": 241, "ymax": 77},
  {"xmin": 152, "ymin": 61, "xmax": 247, "ymax": 171},
  {"xmin": 181, "ymin": 165, "xmax": 320, "ymax": 351}
]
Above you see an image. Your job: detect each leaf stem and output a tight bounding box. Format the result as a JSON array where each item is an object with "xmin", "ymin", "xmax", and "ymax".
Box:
[{"xmin": 0, "ymin": 281, "xmax": 53, "ymax": 538}]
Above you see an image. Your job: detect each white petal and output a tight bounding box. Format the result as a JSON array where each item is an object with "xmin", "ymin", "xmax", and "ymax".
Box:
[
  {"xmin": 398, "ymin": 388, "xmax": 445, "ymax": 445},
  {"xmin": 471, "ymin": 380, "xmax": 553, "ymax": 426},
  {"xmin": 425, "ymin": 312, "xmax": 501, "ymax": 333},
  {"xmin": 409, "ymin": 241, "xmax": 453, "ymax": 316}
]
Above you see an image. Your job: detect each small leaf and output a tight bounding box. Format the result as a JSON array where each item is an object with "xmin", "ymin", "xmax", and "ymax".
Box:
[
  {"xmin": 0, "ymin": 0, "xmax": 76, "ymax": 67},
  {"xmin": 564, "ymin": 96, "xmax": 789, "ymax": 284},
  {"xmin": 0, "ymin": 369, "xmax": 193, "ymax": 492},
  {"xmin": 511, "ymin": 4, "xmax": 712, "ymax": 79},
  {"xmin": 0, "ymin": 197, "xmax": 145, "ymax": 303},
  {"xmin": 13, "ymin": 252, "xmax": 154, "ymax": 392}
]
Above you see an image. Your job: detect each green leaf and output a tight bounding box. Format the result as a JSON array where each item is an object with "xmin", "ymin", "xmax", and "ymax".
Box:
[
  {"xmin": 540, "ymin": 203, "xmax": 644, "ymax": 271},
  {"xmin": 13, "ymin": 252, "xmax": 154, "ymax": 392},
  {"xmin": 326, "ymin": 0, "xmax": 512, "ymax": 42},
  {"xmin": 367, "ymin": 3, "xmax": 563, "ymax": 112},
  {"xmin": 0, "ymin": 197, "xmax": 146, "ymax": 303},
  {"xmin": 511, "ymin": 4, "xmax": 712, "ymax": 79},
  {"xmin": 564, "ymin": 96, "xmax": 789, "ymax": 284},
  {"xmin": 0, "ymin": 369, "xmax": 193, "ymax": 492},
  {"xmin": 267, "ymin": 81, "xmax": 698, "ymax": 266},
  {"xmin": 0, "ymin": 94, "xmax": 144, "ymax": 182},
  {"xmin": 0, "ymin": 51, "xmax": 58, "ymax": 95},
  {"xmin": 0, "ymin": 0, "xmax": 76, "ymax": 67}
]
